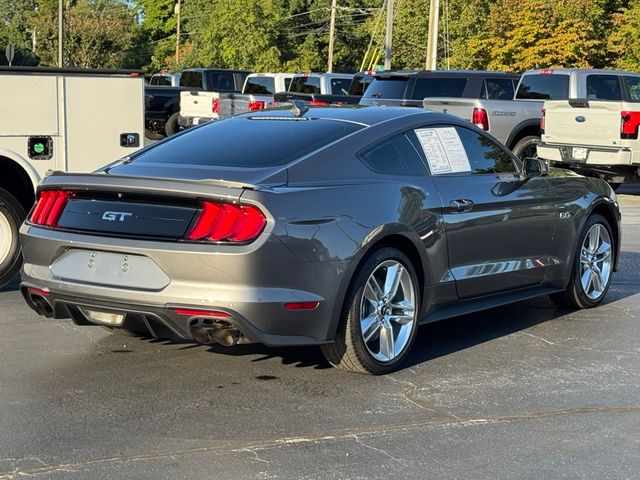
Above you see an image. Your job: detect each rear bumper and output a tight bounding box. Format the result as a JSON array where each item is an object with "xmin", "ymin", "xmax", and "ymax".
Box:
[
  {"xmin": 20, "ymin": 224, "xmax": 347, "ymax": 346},
  {"xmin": 177, "ymin": 115, "xmax": 216, "ymax": 128},
  {"xmin": 537, "ymin": 142, "xmax": 634, "ymax": 167}
]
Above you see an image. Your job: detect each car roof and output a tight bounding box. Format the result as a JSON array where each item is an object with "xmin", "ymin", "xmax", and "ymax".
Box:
[
  {"xmin": 375, "ymin": 70, "xmax": 520, "ymax": 78},
  {"xmin": 521, "ymin": 68, "xmax": 639, "ymax": 76},
  {"xmin": 244, "ymin": 105, "xmax": 439, "ymax": 127}
]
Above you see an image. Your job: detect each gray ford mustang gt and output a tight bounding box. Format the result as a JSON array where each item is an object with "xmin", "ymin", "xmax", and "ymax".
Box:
[{"xmin": 20, "ymin": 106, "xmax": 620, "ymax": 374}]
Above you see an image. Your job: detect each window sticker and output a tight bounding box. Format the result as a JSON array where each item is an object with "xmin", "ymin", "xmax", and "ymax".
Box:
[{"xmin": 415, "ymin": 127, "xmax": 471, "ymax": 174}]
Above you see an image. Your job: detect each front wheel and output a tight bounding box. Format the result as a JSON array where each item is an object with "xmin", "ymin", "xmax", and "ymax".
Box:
[
  {"xmin": 0, "ymin": 188, "xmax": 26, "ymax": 287},
  {"xmin": 321, "ymin": 247, "xmax": 420, "ymax": 374},
  {"xmin": 551, "ymin": 214, "xmax": 614, "ymax": 309}
]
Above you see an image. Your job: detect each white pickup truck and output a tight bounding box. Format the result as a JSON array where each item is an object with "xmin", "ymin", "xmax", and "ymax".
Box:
[
  {"xmin": 179, "ymin": 73, "xmax": 294, "ymax": 127},
  {"xmin": 536, "ymin": 69, "xmax": 640, "ymax": 188},
  {"xmin": 0, "ymin": 66, "xmax": 144, "ymax": 286}
]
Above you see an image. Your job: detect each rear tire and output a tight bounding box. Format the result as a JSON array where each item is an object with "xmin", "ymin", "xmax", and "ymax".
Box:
[
  {"xmin": 164, "ymin": 112, "xmax": 181, "ymax": 136},
  {"xmin": 0, "ymin": 188, "xmax": 26, "ymax": 287},
  {"xmin": 512, "ymin": 135, "xmax": 540, "ymax": 159},
  {"xmin": 550, "ymin": 214, "xmax": 614, "ymax": 309},
  {"xmin": 144, "ymin": 128, "xmax": 164, "ymax": 141},
  {"xmin": 321, "ymin": 247, "xmax": 420, "ymax": 375}
]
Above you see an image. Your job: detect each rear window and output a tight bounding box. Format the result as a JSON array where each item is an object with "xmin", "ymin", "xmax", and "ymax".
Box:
[
  {"xmin": 330, "ymin": 78, "xmax": 352, "ymax": 95},
  {"xmin": 624, "ymin": 76, "xmax": 640, "ymax": 102},
  {"xmin": 133, "ymin": 117, "xmax": 362, "ymax": 168},
  {"xmin": 180, "ymin": 71, "xmax": 203, "ymax": 88},
  {"xmin": 289, "ymin": 76, "xmax": 321, "ymax": 94},
  {"xmin": 150, "ymin": 75, "xmax": 172, "ymax": 86},
  {"xmin": 586, "ymin": 75, "xmax": 622, "ymax": 100},
  {"xmin": 362, "ymin": 78, "xmax": 409, "ymax": 99},
  {"xmin": 208, "ymin": 73, "xmax": 236, "ymax": 91},
  {"xmin": 412, "ymin": 78, "xmax": 467, "ymax": 99},
  {"xmin": 244, "ymin": 76, "xmax": 276, "ymax": 95},
  {"xmin": 516, "ymin": 74, "xmax": 569, "ymax": 100},
  {"xmin": 348, "ymin": 74, "xmax": 374, "ymax": 96}
]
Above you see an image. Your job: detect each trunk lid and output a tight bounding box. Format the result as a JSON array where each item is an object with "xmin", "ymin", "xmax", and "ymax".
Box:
[{"xmin": 180, "ymin": 91, "xmax": 220, "ymax": 120}]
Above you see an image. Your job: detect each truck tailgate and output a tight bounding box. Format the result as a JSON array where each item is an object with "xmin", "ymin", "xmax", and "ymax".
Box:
[
  {"xmin": 180, "ymin": 91, "xmax": 219, "ymax": 120},
  {"xmin": 543, "ymin": 100, "xmax": 622, "ymax": 147}
]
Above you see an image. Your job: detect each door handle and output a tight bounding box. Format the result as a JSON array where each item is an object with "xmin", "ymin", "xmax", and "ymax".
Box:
[{"xmin": 449, "ymin": 199, "xmax": 474, "ymax": 212}]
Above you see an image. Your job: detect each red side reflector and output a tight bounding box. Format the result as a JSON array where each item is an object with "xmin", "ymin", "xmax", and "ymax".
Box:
[
  {"xmin": 175, "ymin": 309, "xmax": 232, "ymax": 318},
  {"xmin": 186, "ymin": 201, "xmax": 266, "ymax": 243},
  {"xmin": 28, "ymin": 287, "xmax": 50, "ymax": 297},
  {"xmin": 248, "ymin": 100, "xmax": 266, "ymax": 111},
  {"xmin": 31, "ymin": 190, "xmax": 72, "ymax": 227},
  {"xmin": 284, "ymin": 302, "xmax": 320, "ymax": 311},
  {"xmin": 472, "ymin": 107, "xmax": 489, "ymax": 131}
]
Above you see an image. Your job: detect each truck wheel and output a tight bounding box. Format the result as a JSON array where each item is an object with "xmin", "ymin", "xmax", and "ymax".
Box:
[
  {"xmin": 0, "ymin": 187, "xmax": 27, "ymax": 287},
  {"xmin": 164, "ymin": 112, "xmax": 181, "ymax": 136},
  {"xmin": 512, "ymin": 135, "xmax": 540, "ymax": 159},
  {"xmin": 145, "ymin": 128, "xmax": 164, "ymax": 141}
]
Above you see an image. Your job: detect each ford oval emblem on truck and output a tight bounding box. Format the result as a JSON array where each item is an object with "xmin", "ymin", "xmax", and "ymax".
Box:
[{"xmin": 575, "ymin": 116, "xmax": 586, "ymax": 123}]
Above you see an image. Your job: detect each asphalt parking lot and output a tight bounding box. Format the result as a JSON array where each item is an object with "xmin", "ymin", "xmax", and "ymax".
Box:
[{"xmin": 1, "ymin": 186, "xmax": 639, "ymax": 480}]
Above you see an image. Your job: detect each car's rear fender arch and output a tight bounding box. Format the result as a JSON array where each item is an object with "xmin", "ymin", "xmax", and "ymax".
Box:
[
  {"xmin": 322, "ymin": 224, "xmax": 430, "ymax": 342},
  {"xmin": 505, "ymin": 121, "xmax": 541, "ymax": 150}
]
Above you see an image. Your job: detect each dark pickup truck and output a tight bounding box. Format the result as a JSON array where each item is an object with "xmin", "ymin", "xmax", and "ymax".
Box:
[{"xmin": 145, "ymin": 68, "xmax": 250, "ymax": 138}]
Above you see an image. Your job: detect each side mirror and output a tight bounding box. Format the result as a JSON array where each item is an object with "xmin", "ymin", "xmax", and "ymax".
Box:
[{"xmin": 523, "ymin": 157, "xmax": 549, "ymax": 177}]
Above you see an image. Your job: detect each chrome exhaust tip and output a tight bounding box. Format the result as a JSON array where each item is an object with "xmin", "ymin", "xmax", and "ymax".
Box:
[{"xmin": 189, "ymin": 318, "xmax": 240, "ymax": 347}]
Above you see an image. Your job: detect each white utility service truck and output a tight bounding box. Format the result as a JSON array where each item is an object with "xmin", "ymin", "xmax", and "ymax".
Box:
[{"xmin": 0, "ymin": 67, "xmax": 145, "ymax": 286}]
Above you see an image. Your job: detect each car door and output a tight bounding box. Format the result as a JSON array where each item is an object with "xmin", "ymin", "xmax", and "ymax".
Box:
[{"xmin": 411, "ymin": 124, "xmax": 558, "ymax": 299}]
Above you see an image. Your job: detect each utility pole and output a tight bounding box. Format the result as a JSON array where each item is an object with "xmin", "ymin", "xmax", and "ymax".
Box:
[
  {"xmin": 58, "ymin": 0, "xmax": 63, "ymax": 67},
  {"xmin": 327, "ymin": 0, "xmax": 337, "ymax": 72},
  {"xmin": 383, "ymin": 0, "xmax": 393, "ymax": 70},
  {"xmin": 425, "ymin": 0, "xmax": 439, "ymax": 70},
  {"xmin": 175, "ymin": 0, "xmax": 181, "ymax": 65}
]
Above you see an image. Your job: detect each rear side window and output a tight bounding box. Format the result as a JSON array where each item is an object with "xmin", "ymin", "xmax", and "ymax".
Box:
[
  {"xmin": 331, "ymin": 78, "xmax": 352, "ymax": 95},
  {"xmin": 359, "ymin": 134, "xmax": 426, "ymax": 176},
  {"xmin": 412, "ymin": 78, "xmax": 467, "ymax": 99},
  {"xmin": 586, "ymin": 75, "xmax": 622, "ymax": 100},
  {"xmin": 483, "ymin": 78, "xmax": 515, "ymax": 100},
  {"xmin": 516, "ymin": 74, "xmax": 569, "ymax": 99},
  {"xmin": 133, "ymin": 117, "xmax": 362, "ymax": 168},
  {"xmin": 208, "ymin": 73, "xmax": 236, "ymax": 91},
  {"xmin": 289, "ymin": 76, "xmax": 321, "ymax": 94},
  {"xmin": 623, "ymin": 76, "xmax": 640, "ymax": 102},
  {"xmin": 244, "ymin": 76, "xmax": 276, "ymax": 94},
  {"xmin": 180, "ymin": 71, "xmax": 203, "ymax": 88},
  {"xmin": 362, "ymin": 78, "xmax": 409, "ymax": 99}
]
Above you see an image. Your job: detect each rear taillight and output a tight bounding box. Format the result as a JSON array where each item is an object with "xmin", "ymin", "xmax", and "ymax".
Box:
[
  {"xmin": 212, "ymin": 98, "xmax": 220, "ymax": 114},
  {"xmin": 248, "ymin": 100, "xmax": 266, "ymax": 111},
  {"xmin": 30, "ymin": 190, "xmax": 72, "ymax": 227},
  {"xmin": 186, "ymin": 201, "xmax": 266, "ymax": 243},
  {"xmin": 308, "ymin": 100, "xmax": 328, "ymax": 106},
  {"xmin": 540, "ymin": 108, "xmax": 546, "ymax": 134},
  {"xmin": 472, "ymin": 107, "xmax": 489, "ymax": 131},
  {"xmin": 621, "ymin": 111, "xmax": 640, "ymax": 139}
]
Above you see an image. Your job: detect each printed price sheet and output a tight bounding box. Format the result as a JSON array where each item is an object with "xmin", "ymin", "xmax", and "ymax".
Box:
[{"xmin": 415, "ymin": 127, "xmax": 471, "ymax": 174}]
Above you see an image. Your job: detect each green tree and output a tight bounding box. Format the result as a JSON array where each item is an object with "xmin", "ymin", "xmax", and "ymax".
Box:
[
  {"xmin": 34, "ymin": 0, "xmax": 137, "ymax": 68},
  {"xmin": 609, "ymin": 0, "xmax": 640, "ymax": 70}
]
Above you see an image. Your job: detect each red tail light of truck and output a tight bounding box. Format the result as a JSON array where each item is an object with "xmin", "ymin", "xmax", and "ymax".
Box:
[
  {"xmin": 621, "ymin": 111, "xmax": 640, "ymax": 140},
  {"xmin": 472, "ymin": 107, "xmax": 489, "ymax": 131}
]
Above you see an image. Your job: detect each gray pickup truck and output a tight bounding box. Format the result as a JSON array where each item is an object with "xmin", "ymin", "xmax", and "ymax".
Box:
[{"xmin": 361, "ymin": 69, "xmax": 574, "ymax": 158}]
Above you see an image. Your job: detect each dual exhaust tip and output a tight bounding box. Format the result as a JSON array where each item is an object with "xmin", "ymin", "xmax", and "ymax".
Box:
[{"xmin": 189, "ymin": 318, "xmax": 242, "ymax": 347}]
